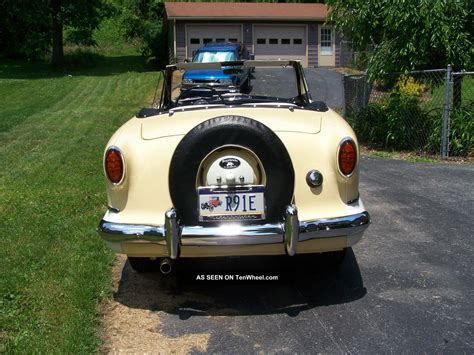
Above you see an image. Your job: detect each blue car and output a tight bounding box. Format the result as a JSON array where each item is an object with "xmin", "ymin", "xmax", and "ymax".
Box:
[{"xmin": 181, "ymin": 42, "xmax": 251, "ymax": 93}]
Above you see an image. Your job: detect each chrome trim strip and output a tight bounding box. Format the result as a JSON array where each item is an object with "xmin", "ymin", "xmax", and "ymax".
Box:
[
  {"xmin": 181, "ymin": 223, "xmax": 283, "ymax": 246},
  {"xmin": 98, "ymin": 210, "xmax": 371, "ymax": 253},
  {"xmin": 98, "ymin": 221, "xmax": 165, "ymax": 242},
  {"xmin": 181, "ymin": 83, "xmax": 237, "ymax": 90},
  {"xmin": 284, "ymin": 205, "xmax": 299, "ymax": 256},
  {"xmin": 299, "ymin": 211, "xmax": 370, "ymax": 241}
]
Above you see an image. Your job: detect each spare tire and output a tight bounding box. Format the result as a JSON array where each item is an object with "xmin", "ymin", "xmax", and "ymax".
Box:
[{"xmin": 169, "ymin": 115, "xmax": 295, "ymax": 225}]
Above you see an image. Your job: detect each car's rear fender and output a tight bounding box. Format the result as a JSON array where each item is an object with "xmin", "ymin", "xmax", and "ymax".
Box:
[{"xmin": 103, "ymin": 108, "xmax": 360, "ymax": 225}]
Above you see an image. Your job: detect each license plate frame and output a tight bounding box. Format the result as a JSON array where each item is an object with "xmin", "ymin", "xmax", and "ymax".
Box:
[{"xmin": 197, "ymin": 185, "xmax": 265, "ymax": 222}]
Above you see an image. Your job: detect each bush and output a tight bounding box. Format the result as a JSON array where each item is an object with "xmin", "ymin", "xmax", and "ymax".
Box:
[
  {"xmin": 394, "ymin": 75, "xmax": 426, "ymax": 97},
  {"xmin": 349, "ymin": 91, "xmax": 473, "ymax": 157},
  {"xmin": 352, "ymin": 51, "xmax": 370, "ymax": 71},
  {"xmin": 116, "ymin": 0, "xmax": 167, "ymax": 68},
  {"xmin": 348, "ymin": 83, "xmax": 438, "ymax": 152},
  {"xmin": 62, "ymin": 47, "xmax": 102, "ymax": 68}
]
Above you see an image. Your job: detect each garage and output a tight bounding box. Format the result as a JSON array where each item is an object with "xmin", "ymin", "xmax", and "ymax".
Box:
[
  {"xmin": 185, "ymin": 24, "xmax": 242, "ymax": 58},
  {"xmin": 166, "ymin": 2, "xmax": 347, "ymax": 67},
  {"xmin": 253, "ymin": 25, "xmax": 307, "ymax": 67}
]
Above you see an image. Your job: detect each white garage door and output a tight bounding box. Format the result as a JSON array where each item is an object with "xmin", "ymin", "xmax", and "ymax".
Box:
[
  {"xmin": 253, "ymin": 25, "xmax": 307, "ymax": 67},
  {"xmin": 186, "ymin": 25, "xmax": 242, "ymax": 58}
]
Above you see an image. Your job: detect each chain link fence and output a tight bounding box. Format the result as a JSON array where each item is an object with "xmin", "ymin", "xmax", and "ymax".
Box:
[
  {"xmin": 339, "ymin": 41, "xmax": 354, "ymax": 68},
  {"xmin": 343, "ymin": 66, "xmax": 473, "ymax": 158},
  {"xmin": 449, "ymin": 71, "xmax": 474, "ymax": 157}
]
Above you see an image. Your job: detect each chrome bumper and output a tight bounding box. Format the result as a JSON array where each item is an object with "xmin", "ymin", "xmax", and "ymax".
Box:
[
  {"xmin": 98, "ymin": 206, "xmax": 370, "ymax": 259},
  {"xmin": 180, "ymin": 83, "xmax": 238, "ymax": 92}
]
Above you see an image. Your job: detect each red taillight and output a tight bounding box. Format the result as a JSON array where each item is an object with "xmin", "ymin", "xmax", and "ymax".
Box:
[
  {"xmin": 105, "ymin": 148, "xmax": 124, "ymax": 184},
  {"xmin": 338, "ymin": 139, "xmax": 357, "ymax": 176}
]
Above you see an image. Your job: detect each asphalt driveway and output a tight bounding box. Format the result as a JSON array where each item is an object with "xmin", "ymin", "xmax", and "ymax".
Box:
[
  {"xmin": 305, "ymin": 68, "xmax": 344, "ymax": 109},
  {"xmin": 250, "ymin": 67, "xmax": 344, "ymax": 109},
  {"xmin": 102, "ymin": 158, "xmax": 474, "ymax": 353}
]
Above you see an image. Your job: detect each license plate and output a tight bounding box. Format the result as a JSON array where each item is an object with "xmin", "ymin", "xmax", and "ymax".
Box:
[{"xmin": 198, "ymin": 185, "xmax": 265, "ymax": 222}]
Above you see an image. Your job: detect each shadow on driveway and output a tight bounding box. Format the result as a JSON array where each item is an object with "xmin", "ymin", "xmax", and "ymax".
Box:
[{"xmin": 113, "ymin": 249, "xmax": 366, "ymax": 319}]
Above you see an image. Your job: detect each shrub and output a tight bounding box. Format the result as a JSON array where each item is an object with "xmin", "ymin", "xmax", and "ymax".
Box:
[
  {"xmin": 349, "ymin": 96, "xmax": 473, "ymax": 157},
  {"xmin": 347, "ymin": 102, "xmax": 388, "ymax": 147},
  {"xmin": 348, "ymin": 90, "xmax": 438, "ymax": 152},
  {"xmin": 449, "ymin": 104, "xmax": 474, "ymax": 157},
  {"xmin": 394, "ymin": 75, "xmax": 426, "ymax": 97},
  {"xmin": 116, "ymin": 0, "xmax": 167, "ymax": 68},
  {"xmin": 62, "ymin": 47, "xmax": 102, "ymax": 68}
]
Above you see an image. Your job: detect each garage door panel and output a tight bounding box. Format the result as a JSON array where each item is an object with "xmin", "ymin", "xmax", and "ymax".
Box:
[
  {"xmin": 254, "ymin": 44, "xmax": 305, "ymax": 56},
  {"xmin": 254, "ymin": 25, "xmax": 307, "ymax": 66},
  {"xmin": 186, "ymin": 25, "xmax": 242, "ymax": 58}
]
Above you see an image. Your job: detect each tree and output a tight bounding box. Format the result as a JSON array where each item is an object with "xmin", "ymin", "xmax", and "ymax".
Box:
[
  {"xmin": 116, "ymin": 0, "xmax": 167, "ymax": 67},
  {"xmin": 0, "ymin": 0, "xmax": 111, "ymax": 66},
  {"xmin": 326, "ymin": 0, "xmax": 473, "ymax": 79}
]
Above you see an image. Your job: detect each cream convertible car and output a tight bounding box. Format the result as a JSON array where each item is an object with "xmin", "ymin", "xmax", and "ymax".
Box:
[{"xmin": 98, "ymin": 60, "xmax": 370, "ymax": 273}]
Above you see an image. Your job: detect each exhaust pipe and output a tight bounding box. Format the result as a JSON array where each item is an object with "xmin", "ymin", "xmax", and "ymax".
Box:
[{"xmin": 160, "ymin": 258, "xmax": 172, "ymax": 274}]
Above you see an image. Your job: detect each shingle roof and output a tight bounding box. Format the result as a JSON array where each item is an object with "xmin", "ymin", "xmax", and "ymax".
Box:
[{"xmin": 164, "ymin": 2, "xmax": 328, "ymax": 20}]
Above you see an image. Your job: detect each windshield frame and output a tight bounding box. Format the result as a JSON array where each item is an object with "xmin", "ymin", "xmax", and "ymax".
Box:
[{"xmin": 158, "ymin": 60, "xmax": 312, "ymax": 112}]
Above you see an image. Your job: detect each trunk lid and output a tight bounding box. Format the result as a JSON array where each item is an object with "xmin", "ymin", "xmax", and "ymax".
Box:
[{"xmin": 141, "ymin": 106, "xmax": 322, "ymax": 140}]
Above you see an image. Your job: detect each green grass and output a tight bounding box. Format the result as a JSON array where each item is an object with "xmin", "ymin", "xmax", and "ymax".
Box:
[
  {"xmin": 363, "ymin": 147, "xmax": 442, "ymax": 163},
  {"xmin": 405, "ymin": 155, "xmax": 439, "ymax": 163},
  {"xmin": 423, "ymin": 76, "xmax": 474, "ymax": 111},
  {"xmin": 456, "ymin": 76, "xmax": 474, "ymax": 104},
  {"xmin": 0, "ymin": 54, "xmax": 160, "ymax": 352},
  {"xmin": 369, "ymin": 150, "xmax": 398, "ymax": 160}
]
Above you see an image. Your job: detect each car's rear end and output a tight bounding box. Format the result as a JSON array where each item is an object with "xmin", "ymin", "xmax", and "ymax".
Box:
[
  {"xmin": 99, "ymin": 108, "xmax": 369, "ymax": 272},
  {"xmin": 98, "ymin": 61, "xmax": 370, "ymax": 274}
]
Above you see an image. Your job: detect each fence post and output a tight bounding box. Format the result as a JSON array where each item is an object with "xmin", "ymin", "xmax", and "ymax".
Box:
[
  {"xmin": 341, "ymin": 74, "xmax": 346, "ymax": 117},
  {"xmin": 362, "ymin": 71, "xmax": 369, "ymax": 109},
  {"xmin": 441, "ymin": 64, "xmax": 452, "ymax": 159}
]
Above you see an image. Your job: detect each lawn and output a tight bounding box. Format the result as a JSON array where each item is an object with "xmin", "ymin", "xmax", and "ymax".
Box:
[
  {"xmin": 424, "ymin": 75, "xmax": 474, "ymax": 111},
  {"xmin": 0, "ymin": 54, "xmax": 159, "ymax": 352}
]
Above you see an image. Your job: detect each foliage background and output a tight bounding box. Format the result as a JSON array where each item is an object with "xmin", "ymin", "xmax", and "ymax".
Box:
[
  {"xmin": 0, "ymin": 0, "xmax": 112, "ymax": 63},
  {"xmin": 327, "ymin": 0, "xmax": 473, "ymax": 80},
  {"xmin": 0, "ymin": 1, "xmax": 472, "ymax": 352},
  {"xmin": 346, "ymin": 75, "xmax": 473, "ymax": 157}
]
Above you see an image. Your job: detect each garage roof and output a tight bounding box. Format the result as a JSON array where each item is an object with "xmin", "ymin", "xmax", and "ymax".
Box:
[{"xmin": 165, "ymin": 2, "xmax": 328, "ymax": 21}]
